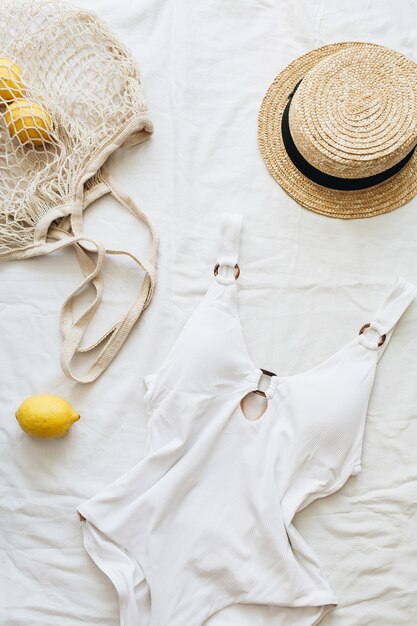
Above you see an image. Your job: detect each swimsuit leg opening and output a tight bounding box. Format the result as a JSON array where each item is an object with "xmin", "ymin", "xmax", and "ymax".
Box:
[{"xmin": 78, "ymin": 515, "xmax": 150, "ymax": 626}]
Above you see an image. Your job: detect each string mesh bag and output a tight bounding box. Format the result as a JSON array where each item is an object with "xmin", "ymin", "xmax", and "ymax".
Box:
[{"xmin": 0, "ymin": 0, "xmax": 158, "ymax": 383}]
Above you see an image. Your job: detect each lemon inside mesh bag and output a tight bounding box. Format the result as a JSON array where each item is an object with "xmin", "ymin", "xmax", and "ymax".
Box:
[
  {"xmin": 0, "ymin": 57, "xmax": 25, "ymax": 101},
  {"xmin": 4, "ymin": 99, "xmax": 52, "ymax": 145},
  {"xmin": 0, "ymin": 0, "xmax": 157, "ymax": 383}
]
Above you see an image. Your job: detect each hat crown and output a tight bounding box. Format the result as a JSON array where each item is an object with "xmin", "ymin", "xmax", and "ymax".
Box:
[{"xmin": 288, "ymin": 45, "xmax": 417, "ymax": 178}]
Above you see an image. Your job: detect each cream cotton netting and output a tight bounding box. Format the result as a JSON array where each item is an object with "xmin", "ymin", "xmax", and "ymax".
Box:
[{"xmin": 0, "ymin": 0, "xmax": 157, "ymax": 383}]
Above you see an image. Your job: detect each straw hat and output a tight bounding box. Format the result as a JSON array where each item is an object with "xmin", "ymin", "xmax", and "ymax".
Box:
[{"xmin": 258, "ymin": 42, "xmax": 417, "ymax": 218}]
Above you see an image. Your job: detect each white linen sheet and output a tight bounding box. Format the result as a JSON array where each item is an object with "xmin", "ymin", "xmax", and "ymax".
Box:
[{"xmin": 1, "ymin": 0, "xmax": 417, "ymax": 624}]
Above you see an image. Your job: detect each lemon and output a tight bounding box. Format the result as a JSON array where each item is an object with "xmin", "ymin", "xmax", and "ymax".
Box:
[
  {"xmin": 0, "ymin": 57, "xmax": 25, "ymax": 102},
  {"xmin": 16, "ymin": 395, "xmax": 80, "ymax": 438},
  {"xmin": 4, "ymin": 99, "xmax": 52, "ymax": 146}
]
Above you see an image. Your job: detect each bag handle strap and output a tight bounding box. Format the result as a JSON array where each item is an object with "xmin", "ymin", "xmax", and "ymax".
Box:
[{"xmin": 48, "ymin": 167, "xmax": 158, "ymax": 383}]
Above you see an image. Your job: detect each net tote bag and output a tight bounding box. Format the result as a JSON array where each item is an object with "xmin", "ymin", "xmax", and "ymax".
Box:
[{"xmin": 0, "ymin": 0, "xmax": 158, "ymax": 383}]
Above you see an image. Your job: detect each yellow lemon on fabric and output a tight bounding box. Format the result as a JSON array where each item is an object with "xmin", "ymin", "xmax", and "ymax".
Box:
[
  {"xmin": 4, "ymin": 99, "xmax": 52, "ymax": 146},
  {"xmin": 15, "ymin": 395, "xmax": 80, "ymax": 438},
  {"xmin": 0, "ymin": 57, "xmax": 25, "ymax": 102}
]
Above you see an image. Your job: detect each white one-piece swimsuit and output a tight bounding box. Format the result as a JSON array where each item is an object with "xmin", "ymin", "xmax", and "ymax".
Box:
[{"xmin": 77, "ymin": 212, "xmax": 417, "ymax": 626}]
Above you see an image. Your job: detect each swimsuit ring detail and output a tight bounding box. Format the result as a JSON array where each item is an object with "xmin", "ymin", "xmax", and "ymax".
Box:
[
  {"xmin": 359, "ymin": 323, "xmax": 386, "ymax": 347},
  {"xmin": 214, "ymin": 262, "xmax": 240, "ymax": 280}
]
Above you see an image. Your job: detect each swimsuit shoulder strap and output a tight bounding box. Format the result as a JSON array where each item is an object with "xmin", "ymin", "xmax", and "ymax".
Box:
[
  {"xmin": 358, "ymin": 277, "xmax": 417, "ymax": 361},
  {"xmin": 213, "ymin": 212, "xmax": 243, "ymax": 286}
]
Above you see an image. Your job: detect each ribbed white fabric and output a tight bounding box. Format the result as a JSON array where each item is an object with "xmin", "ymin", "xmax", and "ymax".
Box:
[{"xmin": 77, "ymin": 213, "xmax": 417, "ymax": 626}]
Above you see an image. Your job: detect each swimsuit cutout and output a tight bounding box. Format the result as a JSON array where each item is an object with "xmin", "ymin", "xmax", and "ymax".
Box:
[{"xmin": 77, "ymin": 212, "xmax": 417, "ymax": 626}]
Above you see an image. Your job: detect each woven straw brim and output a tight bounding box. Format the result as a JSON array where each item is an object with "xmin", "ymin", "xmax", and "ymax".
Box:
[{"xmin": 258, "ymin": 42, "xmax": 417, "ymax": 219}]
